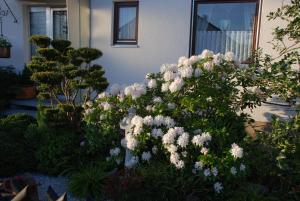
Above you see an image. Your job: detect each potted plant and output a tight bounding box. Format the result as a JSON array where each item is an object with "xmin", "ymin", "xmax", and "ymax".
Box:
[
  {"xmin": 0, "ymin": 36, "xmax": 12, "ymax": 58},
  {"xmin": 16, "ymin": 65, "xmax": 36, "ymax": 99}
]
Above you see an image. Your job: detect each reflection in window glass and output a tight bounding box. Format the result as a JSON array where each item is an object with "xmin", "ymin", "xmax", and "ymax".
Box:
[
  {"xmin": 194, "ymin": 2, "xmax": 257, "ymax": 61},
  {"xmin": 53, "ymin": 10, "xmax": 68, "ymax": 40},
  {"xmin": 118, "ymin": 7, "xmax": 137, "ymax": 40},
  {"xmin": 30, "ymin": 11, "xmax": 46, "ymax": 56}
]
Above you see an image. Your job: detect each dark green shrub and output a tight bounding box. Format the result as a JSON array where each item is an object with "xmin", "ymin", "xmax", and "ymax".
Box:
[
  {"xmin": 0, "ymin": 114, "xmax": 37, "ymax": 176},
  {"xmin": 28, "ymin": 35, "xmax": 109, "ymax": 130},
  {"xmin": 68, "ymin": 162, "xmax": 113, "ymax": 201},
  {"xmin": 0, "ymin": 66, "xmax": 18, "ymax": 111},
  {"xmin": 25, "ymin": 124, "xmax": 82, "ymax": 175},
  {"xmin": 244, "ymin": 115, "xmax": 300, "ymax": 200}
]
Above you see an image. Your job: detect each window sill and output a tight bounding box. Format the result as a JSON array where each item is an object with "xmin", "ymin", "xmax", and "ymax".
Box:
[{"xmin": 111, "ymin": 44, "xmax": 139, "ymax": 48}]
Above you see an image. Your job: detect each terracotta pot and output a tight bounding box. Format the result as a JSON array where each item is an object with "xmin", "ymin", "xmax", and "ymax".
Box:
[
  {"xmin": 0, "ymin": 47, "xmax": 11, "ymax": 58},
  {"xmin": 16, "ymin": 85, "xmax": 36, "ymax": 99}
]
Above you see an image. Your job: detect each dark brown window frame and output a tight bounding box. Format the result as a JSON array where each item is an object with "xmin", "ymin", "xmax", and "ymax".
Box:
[
  {"xmin": 190, "ymin": 0, "xmax": 260, "ymax": 63},
  {"xmin": 113, "ymin": 1, "xmax": 139, "ymax": 45}
]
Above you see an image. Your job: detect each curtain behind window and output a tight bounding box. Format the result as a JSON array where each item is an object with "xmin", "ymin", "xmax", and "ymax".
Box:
[
  {"xmin": 30, "ymin": 11, "xmax": 46, "ymax": 56},
  {"xmin": 53, "ymin": 10, "xmax": 68, "ymax": 40},
  {"xmin": 118, "ymin": 7, "xmax": 137, "ymax": 40},
  {"xmin": 194, "ymin": 2, "xmax": 257, "ymax": 62}
]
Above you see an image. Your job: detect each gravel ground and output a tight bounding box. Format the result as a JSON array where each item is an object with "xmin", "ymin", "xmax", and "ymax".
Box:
[{"xmin": 1, "ymin": 173, "xmax": 80, "ymax": 201}]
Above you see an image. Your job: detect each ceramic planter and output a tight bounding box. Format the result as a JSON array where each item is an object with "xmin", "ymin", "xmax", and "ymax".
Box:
[
  {"xmin": 0, "ymin": 47, "xmax": 11, "ymax": 58},
  {"xmin": 16, "ymin": 85, "xmax": 36, "ymax": 99}
]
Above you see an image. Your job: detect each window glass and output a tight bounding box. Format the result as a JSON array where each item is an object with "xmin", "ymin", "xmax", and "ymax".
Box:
[
  {"xmin": 118, "ymin": 6, "xmax": 137, "ymax": 40},
  {"xmin": 114, "ymin": 2, "xmax": 138, "ymax": 44},
  {"xmin": 30, "ymin": 11, "xmax": 46, "ymax": 56},
  {"xmin": 194, "ymin": 1, "xmax": 257, "ymax": 61},
  {"xmin": 53, "ymin": 10, "xmax": 68, "ymax": 40}
]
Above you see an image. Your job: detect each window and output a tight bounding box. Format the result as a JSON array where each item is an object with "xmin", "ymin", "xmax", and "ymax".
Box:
[
  {"xmin": 192, "ymin": 0, "xmax": 259, "ymax": 62},
  {"xmin": 113, "ymin": 1, "xmax": 139, "ymax": 45},
  {"xmin": 30, "ymin": 7, "xmax": 68, "ymax": 56},
  {"xmin": 52, "ymin": 9, "xmax": 68, "ymax": 40}
]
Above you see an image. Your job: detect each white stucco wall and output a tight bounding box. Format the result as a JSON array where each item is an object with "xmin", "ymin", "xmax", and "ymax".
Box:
[
  {"xmin": 67, "ymin": 0, "xmax": 90, "ymax": 48},
  {"xmin": 90, "ymin": 0, "xmax": 192, "ymax": 85},
  {"xmin": 0, "ymin": 0, "xmax": 26, "ymax": 71}
]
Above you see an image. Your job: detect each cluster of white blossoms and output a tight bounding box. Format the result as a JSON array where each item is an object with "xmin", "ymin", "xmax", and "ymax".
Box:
[
  {"xmin": 121, "ymin": 115, "xmax": 176, "ymax": 151},
  {"xmin": 214, "ymin": 182, "xmax": 223, "ymax": 194},
  {"xmin": 100, "ymin": 101, "xmax": 112, "ymax": 111},
  {"xmin": 89, "ymin": 50, "xmax": 247, "ymax": 195},
  {"xmin": 124, "ymin": 83, "xmax": 146, "ymax": 100},
  {"xmin": 230, "ymin": 143, "xmax": 244, "ymax": 159},
  {"xmin": 192, "ymin": 132, "xmax": 212, "ymax": 147},
  {"xmin": 109, "ymin": 147, "xmax": 121, "ymax": 157}
]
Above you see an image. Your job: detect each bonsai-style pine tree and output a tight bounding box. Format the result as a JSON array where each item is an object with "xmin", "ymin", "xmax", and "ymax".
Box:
[{"xmin": 28, "ymin": 35, "xmax": 109, "ymax": 129}]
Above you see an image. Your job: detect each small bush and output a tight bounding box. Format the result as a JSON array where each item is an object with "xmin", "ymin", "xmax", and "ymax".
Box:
[
  {"xmin": 0, "ymin": 114, "xmax": 37, "ymax": 176},
  {"xmin": 68, "ymin": 162, "xmax": 113, "ymax": 201},
  {"xmin": 25, "ymin": 124, "xmax": 82, "ymax": 175}
]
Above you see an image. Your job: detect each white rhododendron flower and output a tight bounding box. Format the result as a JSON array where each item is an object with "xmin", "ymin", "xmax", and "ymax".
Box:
[
  {"xmin": 125, "ymin": 156, "xmax": 139, "ymax": 169},
  {"xmin": 213, "ymin": 53, "xmax": 224, "ymax": 65},
  {"xmin": 230, "ymin": 143, "xmax": 243, "ymax": 159},
  {"xmin": 124, "ymin": 134, "xmax": 138, "ymax": 150},
  {"xmin": 192, "ymin": 132, "xmax": 212, "ymax": 147},
  {"xmin": 225, "ymin": 51, "xmax": 235, "ymax": 62},
  {"xmin": 154, "ymin": 115, "xmax": 165, "ymax": 126},
  {"xmin": 204, "ymin": 168, "xmax": 211, "ymax": 177},
  {"xmin": 161, "ymin": 82, "xmax": 170, "ymax": 92},
  {"xmin": 175, "ymin": 160, "xmax": 185, "ymax": 169},
  {"xmin": 214, "ymin": 182, "xmax": 223, "ymax": 194},
  {"xmin": 194, "ymin": 161, "xmax": 203, "ymax": 170},
  {"xmin": 201, "ymin": 147, "xmax": 209, "ymax": 155},
  {"xmin": 97, "ymin": 92, "xmax": 110, "ymax": 99},
  {"xmin": 152, "ymin": 146, "xmax": 158, "ymax": 154},
  {"xmin": 163, "ymin": 71, "xmax": 177, "ymax": 82},
  {"xmin": 203, "ymin": 61, "xmax": 213, "ymax": 71},
  {"xmin": 179, "ymin": 66, "xmax": 194, "ymax": 78},
  {"xmin": 153, "ymin": 96, "xmax": 163, "ymax": 104},
  {"xmin": 177, "ymin": 132, "xmax": 189, "ymax": 148},
  {"xmin": 201, "ymin": 49, "xmax": 214, "ymax": 58},
  {"xmin": 169, "ymin": 77, "xmax": 184, "ymax": 93},
  {"xmin": 164, "ymin": 116, "xmax": 175, "ymax": 128},
  {"xmin": 240, "ymin": 163, "xmax": 246, "ymax": 171},
  {"xmin": 109, "ymin": 84, "xmax": 122, "ymax": 96},
  {"xmin": 151, "ymin": 128, "xmax": 164, "ymax": 138},
  {"xmin": 131, "ymin": 115, "xmax": 144, "ymax": 128},
  {"xmin": 160, "ymin": 63, "xmax": 177, "ymax": 73},
  {"xmin": 212, "ymin": 167, "xmax": 218, "ymax": 176},
  {"xmin": 143, "ymin": 116, "xmax": 154, "ymax": 126},
  {"xmin": 142, "ymin": 151, "xmax": 152, "ymax": 161},
  {"xmin": 167, "ymin": 102, "xmax": 176, "ymax": 109},
  {"xmin": 194, "ymin": 68, "xmax": 202, "ymax": 77},
  {"xmin": 166, "ymin": 144, "xmax": 178, "ymax": 154},
  {"xmin": 147, "ymin": 79, "xmax": 157, "ymax": 89},
  {"xmin": 100, "ymin": 102, "xmax": 112, "ymax": 111},
  {"xmin": 230, "ymin": 166, "xmax": 237, "ymax": 175},
  {"xmin": 124, "ymin": 83, "xmax": 146, "ymax": 100},
  {"xmin": 146, "ymin": 105, "xmax": 153, "ymax": 112},
  {"xmin": 109, "ymin": 147, "xmax": 120, "ymax": 157},
  {"xmin": 178, "ymin": 56, "xmax": 189, "ymax": 66}
]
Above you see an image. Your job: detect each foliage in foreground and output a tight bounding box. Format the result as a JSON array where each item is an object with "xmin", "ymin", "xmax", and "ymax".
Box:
[{"xmin": 0, "ymin": 114, "xmax": 37, "ymax": 176}]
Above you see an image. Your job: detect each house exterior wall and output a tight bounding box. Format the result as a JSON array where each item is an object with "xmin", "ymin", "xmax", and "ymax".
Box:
[
  {"xmin": 90, "ymin": 0, "xmax": 192, "ymax": 85},
  {"xmin": 90, "ymin": 0, "xmax": 296, "ymax": 121},
  {"xmin": 66, "ymin": 0, "xmax": 90, "ymax": 48},
  {"xmin": 0, "ymin": 0, "xmax": 26, "ymax": 71}
]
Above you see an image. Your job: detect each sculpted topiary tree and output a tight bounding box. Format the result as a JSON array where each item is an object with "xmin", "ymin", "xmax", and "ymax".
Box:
[{"xmin": 28, "ymin": 35, "xmax": 109, "ymax": 129}]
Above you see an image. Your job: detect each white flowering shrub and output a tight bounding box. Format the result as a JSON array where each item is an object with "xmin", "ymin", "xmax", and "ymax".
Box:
[{"xmin": 83, "ymin": 50, "xmax": 276, "ymax": 195}]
